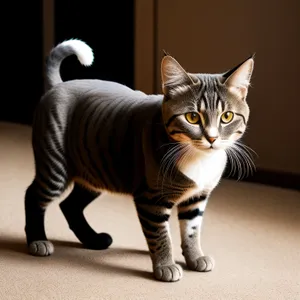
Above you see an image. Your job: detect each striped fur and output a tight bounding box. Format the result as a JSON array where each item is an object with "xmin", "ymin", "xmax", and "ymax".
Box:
[{"xmin": 24, "ymin": 39, "xmax": 254, "ymax": 282}]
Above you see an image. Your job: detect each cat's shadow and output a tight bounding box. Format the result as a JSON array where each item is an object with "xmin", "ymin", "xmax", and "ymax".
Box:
[{"xmin": 0, "ymin": 235, "xmax": 157, "ymax": 281}]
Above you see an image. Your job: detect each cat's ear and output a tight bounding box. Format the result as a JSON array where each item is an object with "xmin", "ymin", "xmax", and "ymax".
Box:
[
  {"xmin": 161, "ymin": 55, "xmax": 199, "ymax": 96},
  {"xmin": 223, "ymin": 55, "xmax": 254, "ymax": 99}
]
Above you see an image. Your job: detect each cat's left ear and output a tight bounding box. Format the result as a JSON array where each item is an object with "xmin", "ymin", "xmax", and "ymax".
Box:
[
  {"xmin": 161, "ymin": 55, "xmax": 199, "ymax": 96},
  {"xmin": 223, "ymin": 55, "xmax": 254, "ymax": 99}
]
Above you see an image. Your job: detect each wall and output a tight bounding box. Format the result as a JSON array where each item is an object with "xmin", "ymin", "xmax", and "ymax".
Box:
[
  {"xmin": 0, "ymin": 2, "xmax": 43, "ymax": 125},
  {"xmin": 153, "ymin": 0, "xmax": 300, "ymax": 174}
]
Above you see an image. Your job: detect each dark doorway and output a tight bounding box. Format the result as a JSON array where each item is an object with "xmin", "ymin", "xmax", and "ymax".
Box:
[
  {"xmin": 1, "ymin": 2, "xmax": 43, "ymax": 125},
  {"xmin": 1, "ymin": 1, "xmax": 134, "ymax": 126},
  {"xmin": 55, "ymin": 0, "xmax": 135, "ymax": 89}
]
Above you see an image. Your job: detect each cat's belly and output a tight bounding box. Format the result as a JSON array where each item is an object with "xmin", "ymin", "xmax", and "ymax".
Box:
[
  {"xmin": 73, "ymin": 176, "xmax": 132, "ymax": 197},
  {"xmin": 177, "ymin": 149, "xmax": 227, "ymax": 202}
]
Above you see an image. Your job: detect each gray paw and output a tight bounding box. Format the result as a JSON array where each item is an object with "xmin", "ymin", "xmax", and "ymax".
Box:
[
  {"xmin": 28, "ymin": 240, "xmax": 54, "ymax": 257},
  {"xmin": 187, "ymin": 255, "xmax": 215, "ymax": 272},
  {"xmin": 154, "ymin": 264, "xmax": 183, "ymax": 282}
]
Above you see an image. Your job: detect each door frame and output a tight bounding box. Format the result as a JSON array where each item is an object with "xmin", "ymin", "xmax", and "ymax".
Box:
[{"xmin": 134, "ymin": 0, "xmax": 156, "ymax": 94}]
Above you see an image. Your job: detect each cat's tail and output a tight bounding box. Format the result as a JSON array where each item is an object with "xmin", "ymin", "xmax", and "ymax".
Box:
[{"xmin": 46, "ymin": 39, "xmax": 94, "ymax": 89}]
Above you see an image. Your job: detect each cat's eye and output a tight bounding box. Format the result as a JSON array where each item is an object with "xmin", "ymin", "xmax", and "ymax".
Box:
[
  {"xmin": 185, "ymin": 112, "xmax": 200, "ymax": 124},
  {"xmin": 221, "ymin": 111, "xmax": 234, "ymax": 124}
]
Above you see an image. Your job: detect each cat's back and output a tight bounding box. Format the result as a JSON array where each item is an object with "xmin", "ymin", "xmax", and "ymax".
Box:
[
  {"xmin": 65, "ymin": 79, "xmax": 148, "ymax": 99},
  {"xmin": 63, "ymin": 79, "xmax": 162, "ymax": 128},
  {"xmin": 35, "ymin": 78, "xmax": 160, "ymax": 131},
  {"xmin": 40, "ymin": 79, "xmax": 148, "ymax": 111}
]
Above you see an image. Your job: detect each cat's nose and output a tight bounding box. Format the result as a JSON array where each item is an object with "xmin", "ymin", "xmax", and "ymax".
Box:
[
  {"xmin": 206, "ymin": 127, "xmax": 219, "ymax": 144},
  {"xmin": 207, "ymin": 136, "xmax": 218, "ymax": 144}
]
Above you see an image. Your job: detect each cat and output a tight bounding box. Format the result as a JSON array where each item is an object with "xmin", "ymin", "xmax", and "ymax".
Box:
[{"xmin": 24, "ymin": 39, "xmax": 254, "ymax": 282}]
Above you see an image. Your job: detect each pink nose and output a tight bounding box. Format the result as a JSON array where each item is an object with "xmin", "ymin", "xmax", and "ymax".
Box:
[{"xmin": 208, "ymin": 137, "xmax": 217, "ymax": 144}]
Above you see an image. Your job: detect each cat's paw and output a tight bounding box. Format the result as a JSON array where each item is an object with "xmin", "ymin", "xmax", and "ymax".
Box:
[
  {"xmin": 28, "ymin": 240, "xmax": 54, "ymax": 257},
  {"xmin": 186, "ymin": 255, "xmax": 215, "ymax": 272},
  {"xmin": 82, "ymin": 233, "xmax": 113, "ymax": 250},
  {"xmin": 154, "ymin": 264, "xmax": 183, "ymax": 282}
]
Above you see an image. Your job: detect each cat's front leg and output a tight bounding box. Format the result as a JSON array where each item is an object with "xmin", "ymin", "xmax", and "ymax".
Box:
[
  {"xmin": 177, "ymin": 195, "xmax": 215, "ymax": 272},
  {"xmin": 134, "ymin": 198, "xmax": 182, "ymax": 282}
]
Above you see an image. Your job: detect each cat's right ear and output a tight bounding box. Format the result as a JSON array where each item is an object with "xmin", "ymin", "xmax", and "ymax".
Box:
[
  {"xmin": 223, "ymin": 55, "xmax": 254, "ymax": 100},
  {"xmin": 161, "ymin": 55, "xmax": 198, "ymax": 96}
]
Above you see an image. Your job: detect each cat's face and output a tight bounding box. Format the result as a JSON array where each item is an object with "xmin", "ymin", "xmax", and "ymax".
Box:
[{"xmin": 161, "ymin": 55, "xmax": 254, "ymax": 152}]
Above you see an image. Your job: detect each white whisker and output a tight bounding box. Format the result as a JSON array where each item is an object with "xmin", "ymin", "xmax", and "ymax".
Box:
[{"xmin": 223, "ymin": 140, "xmax": 256, "ymax": 180}]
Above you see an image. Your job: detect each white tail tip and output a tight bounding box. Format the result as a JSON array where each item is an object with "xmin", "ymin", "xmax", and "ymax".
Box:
[{"xmin": 61, "ymin": 39, "xmax": 94, "ymax": 66}]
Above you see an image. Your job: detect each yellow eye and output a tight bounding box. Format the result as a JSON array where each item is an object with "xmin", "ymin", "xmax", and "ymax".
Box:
[
  {"xmin": 185, "ymin": 112, "xmax": 200, "ymax": 124},
  {"xmin": 221, "ymin": 111, "xmax": 234, "ymax": 124}
]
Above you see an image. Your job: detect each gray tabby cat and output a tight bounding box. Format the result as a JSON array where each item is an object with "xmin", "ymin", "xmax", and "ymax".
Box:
[{"xmin": 25, "ymin": 39, "xmax": 254, "ymax": 282}]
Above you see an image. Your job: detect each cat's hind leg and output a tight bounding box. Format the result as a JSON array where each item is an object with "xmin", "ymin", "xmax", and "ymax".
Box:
[
  {"xmin": 59, "ymin": 183, "xmax": 112, "ymax": 250},
  {"xmin": 25, "ymin": 177, "xmax": 67, "ymax": 257}
]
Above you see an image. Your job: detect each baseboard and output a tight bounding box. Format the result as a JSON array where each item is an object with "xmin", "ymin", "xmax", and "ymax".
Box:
[{"xmin": 224, "ymin": 168, "xmax": 300, "ymax": 191}]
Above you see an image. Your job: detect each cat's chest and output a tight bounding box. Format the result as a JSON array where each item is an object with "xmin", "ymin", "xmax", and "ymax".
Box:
[{"xmin": 177, "ymin": 150, "xmax": 227, "ymax": 198}]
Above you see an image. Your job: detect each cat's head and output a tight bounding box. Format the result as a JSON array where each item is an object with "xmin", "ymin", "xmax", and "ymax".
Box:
[{"xmin": 161, "ymin": 54, "xmax": 254, "ymax": 152}]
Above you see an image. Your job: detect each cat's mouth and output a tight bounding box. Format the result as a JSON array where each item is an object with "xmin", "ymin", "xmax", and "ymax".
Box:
[
  {"xmin": 193, "ymin": 144, "xmax": 218, "ymax": 152},
  {"xmin": 192, "ymin": 141, "xmax": 224, "ymax": 152}
]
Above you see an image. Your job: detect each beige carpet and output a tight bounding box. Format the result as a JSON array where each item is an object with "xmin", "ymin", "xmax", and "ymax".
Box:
[{"xmin": 0, "ymin": 122, "xmax": 299, "ymax": 300}]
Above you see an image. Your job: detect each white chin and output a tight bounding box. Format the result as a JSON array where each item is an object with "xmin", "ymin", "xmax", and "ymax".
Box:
[{"xmin": 208, "ymin": 146, "xmax": 219, "ymax": 151}]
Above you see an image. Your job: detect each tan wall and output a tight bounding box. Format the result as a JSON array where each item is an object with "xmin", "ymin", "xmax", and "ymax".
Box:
[{"xmin": 149, "ymin": 0, "xmax": 300, "ymax": 174}]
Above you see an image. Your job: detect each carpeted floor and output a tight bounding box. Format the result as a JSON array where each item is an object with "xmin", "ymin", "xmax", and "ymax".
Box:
[{"xmin": 0, "ymin": 122, "xmax": 299, "ymax": 300}]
